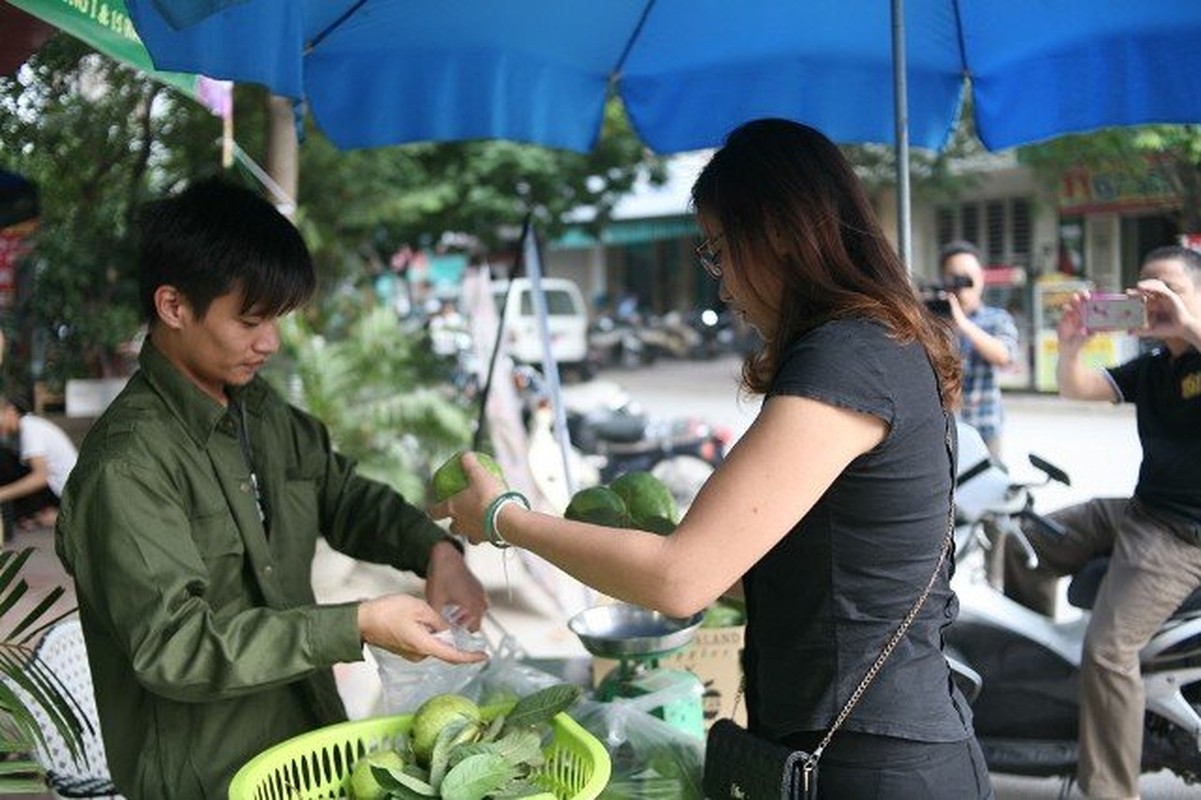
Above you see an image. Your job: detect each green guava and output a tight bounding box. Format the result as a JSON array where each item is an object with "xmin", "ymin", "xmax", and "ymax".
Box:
[
  {"xmin": 565, "ymin": 485, "xmax": 629, "ymax": 527},
  {"xmin": 348, "ymin": 749, "xmax": 404, "ymax": 800},
  {"xmin": 610, "ymin": 471, "xmax": 679, "ymax": 531},
  {"xmin": 409, "ymin": 693, "xmax": 482, "ymax": 766},
  {"xmin": 432, "ymin": 451, "xmax": 507, "ymax": 502}
]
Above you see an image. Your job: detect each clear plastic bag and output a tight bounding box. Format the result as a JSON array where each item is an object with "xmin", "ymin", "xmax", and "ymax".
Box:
[
  {"xmin": 572, "ymin": 682, "xmax": 705, "ymax": 800},
  {"xmin": 372, "ymin": 606, "xmax": 489, "ymax": 714},
  {"xmin": 458, "ymin": 635, "xmax": 565, "ymax": 707}
]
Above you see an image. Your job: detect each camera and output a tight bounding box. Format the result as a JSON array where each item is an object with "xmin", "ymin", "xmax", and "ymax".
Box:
[
  {"xmin": 1082, "ymin": 293, "xmax": 1147, "ymax": 332},
  {"xmin": 920, "ymin": 274, "xmax": 973, "ymax": 318}
]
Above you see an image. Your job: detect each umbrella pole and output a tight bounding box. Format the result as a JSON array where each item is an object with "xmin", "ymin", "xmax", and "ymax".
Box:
[
  {"xmin": 522, "ymin": 224, "xmax": 579, "ymax": 496},
  {"xmin": 891, "ymin": 0, "xmax": 913, "ymax": 272}
]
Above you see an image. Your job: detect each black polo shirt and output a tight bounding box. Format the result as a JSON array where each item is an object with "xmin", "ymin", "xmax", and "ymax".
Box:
[
  {"xmin": 1107, "ymin": 346, "xmax": 1201, "ymax": 523},
  {"xmin": 743, "ymin": 319, "xmax": 972, "ymax": 745}
]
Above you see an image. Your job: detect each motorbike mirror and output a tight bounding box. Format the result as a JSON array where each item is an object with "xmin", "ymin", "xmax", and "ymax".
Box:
[{"xmin": 1028, "ymin": 454, "xmax": 1071, "ymax": 487}]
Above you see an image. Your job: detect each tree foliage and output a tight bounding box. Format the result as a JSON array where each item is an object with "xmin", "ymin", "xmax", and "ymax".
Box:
[
  {"xmin": 0, "ymin": 35, "xmax": 666, "ymax": 388},
  {"xmin": 266, "ymin": 308, "xmax": 473, "ymax": 506},
  {"xmin": 0, "ymin": 35, "xmax": 222, "ymax": 386},
  {"xmin": 1019, "ymin": 125, "xmax": 1201, "ymax": 232},
  {"xmin": 842, "ymin": 101, "xmax": 987, "ymax": 206}
]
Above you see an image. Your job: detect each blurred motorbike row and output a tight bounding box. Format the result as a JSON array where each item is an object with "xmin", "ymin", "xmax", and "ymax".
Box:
[{"xmin": 587, "ymin": 306, "xmax": 760, "ymax": 369}]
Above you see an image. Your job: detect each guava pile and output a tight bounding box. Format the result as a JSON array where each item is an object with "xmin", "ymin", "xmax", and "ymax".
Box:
[
  {"xmin": 565, "ymin": 471, "xmax": 679, "ymax": 534},
  {"xmin": 348, "ymin": 683, "xmax": 581, "ymax": 799}
]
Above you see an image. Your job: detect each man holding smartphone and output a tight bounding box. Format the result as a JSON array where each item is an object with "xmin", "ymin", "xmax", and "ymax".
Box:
[
  {"xmin": 1004, "ymin": 245, "xmax": 1201, "ymax": 799},
  {"xmin": 938, "ymin": 241, "xmax": 1019, "ymax": 460}
]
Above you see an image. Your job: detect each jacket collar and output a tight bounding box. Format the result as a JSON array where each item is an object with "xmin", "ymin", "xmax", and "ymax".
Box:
[{"xmin": 137, "ymin": 338, "xmax": 270, "ymax": 447}]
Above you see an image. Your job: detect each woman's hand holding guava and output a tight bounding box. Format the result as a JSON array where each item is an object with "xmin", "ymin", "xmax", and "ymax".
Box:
[{"xmin": 429, "ymin": 451, "xmax": 508, "ymax": 545}]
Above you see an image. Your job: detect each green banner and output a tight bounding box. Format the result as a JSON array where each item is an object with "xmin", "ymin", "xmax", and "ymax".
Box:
[{"xmin": 8, "ymin": 0, "xmax": 199, "ymax": 97}]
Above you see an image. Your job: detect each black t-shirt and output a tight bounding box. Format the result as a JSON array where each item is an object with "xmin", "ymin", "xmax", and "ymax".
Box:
[
  {"xmin": 1107, "ymin": 346, "xmax": 1201, "ymax": 523},
  {"xmin": 744, "ymin": 318, "xmax": 973, "ymax": 744}
]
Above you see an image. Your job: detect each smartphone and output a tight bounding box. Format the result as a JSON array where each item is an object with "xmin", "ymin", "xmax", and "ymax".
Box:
[{"xmin": 1082, "ymin": 293, "xmax": 1146, "ymax": 332}]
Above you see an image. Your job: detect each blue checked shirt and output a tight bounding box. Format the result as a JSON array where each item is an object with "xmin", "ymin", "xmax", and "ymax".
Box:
[{"xmin": 957, "ymin": 304, "xmax": 1019, "ymax": 444}]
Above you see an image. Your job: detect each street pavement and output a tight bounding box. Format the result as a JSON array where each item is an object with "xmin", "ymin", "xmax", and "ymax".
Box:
[{"xmin": 7, "ymin": 354, "xmax": 1194, "ymax": 798}]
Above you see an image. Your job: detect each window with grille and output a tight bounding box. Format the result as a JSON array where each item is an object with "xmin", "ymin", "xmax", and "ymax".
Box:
[{"xmin": 936, "ymin": 197, "xmax": 1033, "ymax": 268}]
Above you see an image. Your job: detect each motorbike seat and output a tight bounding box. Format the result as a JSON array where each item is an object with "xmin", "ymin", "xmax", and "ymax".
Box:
[
  {"xmin": 586, "ymin": 411, "xmax": 648, "ymax": 445},
  {"xmin": 1067, "ymin": 557, "xmax": 1201, "ymax": 616}
]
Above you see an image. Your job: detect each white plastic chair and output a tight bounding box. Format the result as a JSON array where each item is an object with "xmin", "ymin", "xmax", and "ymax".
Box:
[{"xmin": 5, "ymin": 618, "xmax": 122, "ymax": 798}]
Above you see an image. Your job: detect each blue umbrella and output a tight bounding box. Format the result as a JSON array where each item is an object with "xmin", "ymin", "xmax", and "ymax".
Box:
[
  {"xmin": 126, "ymin": 0, "xmax": 1201, "ymax": 155},
  {"xmin": 124, "ymin": 0, "xmax": 1201, "ymax": 267}
]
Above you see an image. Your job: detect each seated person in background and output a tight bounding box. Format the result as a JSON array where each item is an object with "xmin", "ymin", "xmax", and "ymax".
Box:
[{"xmin": 0, "ymin": 392, "xmax": 79, "ymax": 529}]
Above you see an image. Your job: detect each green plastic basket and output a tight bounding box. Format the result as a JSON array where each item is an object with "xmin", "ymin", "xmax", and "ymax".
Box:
[{"xmin": 227, "ymin": 709, "xmax": 610, "ymax": 800}]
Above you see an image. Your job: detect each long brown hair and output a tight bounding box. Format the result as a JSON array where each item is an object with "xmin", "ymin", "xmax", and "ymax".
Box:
[{"xmin": 691, "ymin": 119, "xmax": 961, "ymax": 409}]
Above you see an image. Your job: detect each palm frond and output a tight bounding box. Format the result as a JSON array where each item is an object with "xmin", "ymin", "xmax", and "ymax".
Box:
[
  {"xmin": 271, "ymin": 307, "xmax": 474, "ymax": 505},
  {"xmin": 0, "ymin": 547, "xmax": 87, "ymax": 793}
]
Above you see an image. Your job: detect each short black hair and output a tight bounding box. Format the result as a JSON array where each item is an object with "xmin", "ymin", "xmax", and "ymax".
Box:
[
  {"xmin": 137, "ymin": 178, "xmax": 316, "ymax": 324},
  {"xmin": 1, "ymin": 389, "xmax": 30, "ymax": 415},
  {"xmin": 939, "ymin": 240, "xmax": 982, "ymax": 269},
  {"xmin": 1144, "ymin": 245, "xmax": 1201, "ymax": 280}
]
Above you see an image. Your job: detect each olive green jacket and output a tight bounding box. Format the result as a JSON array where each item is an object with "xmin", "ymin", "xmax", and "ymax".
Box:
[{"xmin": 55, "ymin": 341, "xmax": 451, "ymax": 798}]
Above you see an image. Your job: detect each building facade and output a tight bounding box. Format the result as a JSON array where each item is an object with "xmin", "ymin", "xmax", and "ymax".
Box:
[{"xmin": 543, "ymin": 150, "xmax": 1183, "ymax": 391}]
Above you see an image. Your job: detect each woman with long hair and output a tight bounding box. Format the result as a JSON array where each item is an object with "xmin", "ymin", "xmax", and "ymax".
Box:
[{"xmin": 434, "ymin": 118, "xmax": 991, "ymax": 798}]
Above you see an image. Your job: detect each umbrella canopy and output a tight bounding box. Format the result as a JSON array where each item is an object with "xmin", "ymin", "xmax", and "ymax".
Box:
[{"xmin": 125, "ymin": 0, "xmax": 1201, "ymax": 155}]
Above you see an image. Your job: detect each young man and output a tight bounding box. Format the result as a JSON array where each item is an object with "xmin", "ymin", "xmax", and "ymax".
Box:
[
  {"xmin": 1005, "ymin": 245, "xmax": 1201, "ymax": 799},
  {"xmin": 55, "ymin": 179, "xmax": 488, "ymax": 799},
  {"xmin": 0, "ymin": 393, "xmax": 77, "ymax": 529},
  {"xmin": 939, "ymin": 240, "xmax": 1019, "ymax": 460}
]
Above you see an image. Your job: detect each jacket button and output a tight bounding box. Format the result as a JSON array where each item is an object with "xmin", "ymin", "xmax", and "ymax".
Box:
[
  {"xmin": 240, "ymin": 481, "xmax": 250, "ymax": 492},
  {"xmin": 263, "ymin": 564, "xmax": 273, "ymax": 577}
]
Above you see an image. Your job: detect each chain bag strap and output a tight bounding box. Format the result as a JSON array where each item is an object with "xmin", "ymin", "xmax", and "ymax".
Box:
[
  {"xmin": 706, "ymin": 411, "xmax": 957, "ymax": 798},
  {"xmin": 794, "ymin": 410, "xmax": 957, "ymax": 782}
]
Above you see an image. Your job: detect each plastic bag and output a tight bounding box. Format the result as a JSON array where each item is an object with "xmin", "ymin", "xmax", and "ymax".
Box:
[
  {"xmin": 573, "ymin": 682, "xmax": 705, "ymax": 800},
  {"xmin": 372, "ymin": 606, "xmax": 489, "ymax": 714},
  {"xmin": 458, "ymin": 635, "xmax": 566, "ymax": 707}
]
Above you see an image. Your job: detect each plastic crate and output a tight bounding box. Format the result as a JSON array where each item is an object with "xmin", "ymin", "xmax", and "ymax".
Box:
[{"xmin": 228, "ymin": 709, "xmax": 609, "ymax": 799}]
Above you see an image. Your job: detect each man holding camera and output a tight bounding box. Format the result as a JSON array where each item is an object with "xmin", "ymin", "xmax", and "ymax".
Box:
[
  {"xmin": 1004, "ymin": 245, "xmax": 1201, "ymax": 799},
  {"xmin": 939, "ymin": 240, "xmax": 1019, "ymax": 460}
]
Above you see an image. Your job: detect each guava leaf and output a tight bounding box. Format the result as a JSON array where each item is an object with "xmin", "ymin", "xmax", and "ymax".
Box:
[
  {"xmin": 370, "ymin": 764, "xmax": 437, "ymax": 798},
  {"xmin": 480, "ymin": 712, "xmax": 507, "ymax": 742},
  {"xmin": 450, "ymin": 729, "xmax": 545, "ymax": 771},
  {"xmin": 429, "ymin": 717, "xmax": 480, "ymax": 790},
  {"xmin": 440, "ymin": 753, "xmax": 519, "ymax": 800},
  {"xmin": 501, "ymin": 684, "xmax": 581, "ymax": 732}
]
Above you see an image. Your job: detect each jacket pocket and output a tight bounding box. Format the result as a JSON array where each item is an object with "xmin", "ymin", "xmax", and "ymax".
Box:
[
  {"xmin": 272, "ymin": 479, "xmax": 319, "ymax": 596},
  {"xmin": 189, "ymin": 510, "xmax": 245, "ymax": 609}
]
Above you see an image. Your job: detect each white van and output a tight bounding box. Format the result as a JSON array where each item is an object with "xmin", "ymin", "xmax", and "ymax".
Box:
[{"xmin": 490, "ymin": 277, "xmax": 590, "ymax": 377}]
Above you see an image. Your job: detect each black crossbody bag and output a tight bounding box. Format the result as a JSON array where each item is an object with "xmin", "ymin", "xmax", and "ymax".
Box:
[{"xmin": 703, "ymin": 411, "xmax": 957, "ymax": 799}]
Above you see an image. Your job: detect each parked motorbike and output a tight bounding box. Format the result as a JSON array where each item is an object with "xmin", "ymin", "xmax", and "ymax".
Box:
[
  {"xmin": 428, "ymin": 318, "xmax": 480, "ymax": 407},
  {"xmin": 586, "ymin": 314, "xmax": 653, "ymax": 368},
  {"xmin": 686, "ymin": 307, "xmax": 737, "ymax": 359},
  {"xmin": 945, "ymin": 421, "xmax": 1201, "ymax": 791},
  {"xmin": 513, "ymin": 365, "xmax": 731, "ymax": 511}
]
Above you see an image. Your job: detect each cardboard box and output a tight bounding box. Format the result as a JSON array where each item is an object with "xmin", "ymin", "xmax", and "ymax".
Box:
[{"xmin": 591, "ymin": 624, "xmax": 746, "ymax": 729}]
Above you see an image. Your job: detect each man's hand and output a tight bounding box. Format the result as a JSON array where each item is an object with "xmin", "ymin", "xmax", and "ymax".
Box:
[
  {"xmin": 1055, "ymin": 290, "xmax": 1117, "ymax": 402},
  {"xmin": 357, "ymin": 593, "xmax": 488, "ymax": 664},
  {"xmin": 946, "ymin": 291, "xmax": 968, "ymax": 328},
  {"xmin": 424, "ymin": 541, "xmax": 487, "ymax": 631},
  {"xmin": 1138, "ymin": 278, "xmax": 1197, "ymax": 342},
  {"xmin": 1057, "ymin": 291, "xmax": 1092, "ymax": 352}
]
